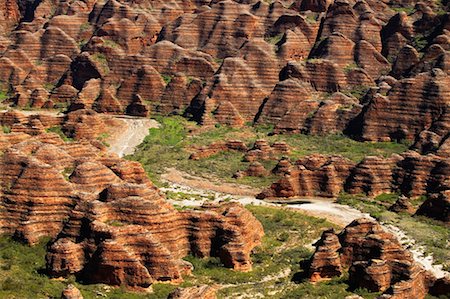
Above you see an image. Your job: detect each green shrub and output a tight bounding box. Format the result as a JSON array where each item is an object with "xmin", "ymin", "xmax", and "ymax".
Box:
[
  {"xmin": 0, "ymin": 89, "xmax": 9, "ymax": 101},
  {"xmin": 46, "ymin": 126, "xmax": 73, "ymax": 142},
  {"xmin": 265, "ymin": 33, "xmax": 284, "ymax": 45},
  {"xmin": 161, "ymin": 74, "xmax": 173, "ymax": 85},
  {"xmin": 91, "ymin": 53, "xmax": 110, "ymax": 74},
  {"xmin": 411, "ymin": 34, "xmax": 428, "ymax": 51},
  {"xmin": 1, "ymin": 125, "xmax": 11, "ymax": 134},
  {"xmin": 343, "ymin": 63, "xmax": 359, "ymax": 74}
]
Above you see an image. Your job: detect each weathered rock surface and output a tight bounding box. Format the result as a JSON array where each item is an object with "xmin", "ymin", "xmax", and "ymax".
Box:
[
  {"xmin": 259, "ymin": 149, "xmax": 449, "ymax": 204},
  {"xmin": 0, "ymin": 0, "xmax": 446, "ymax": 139},
  {"xmin": 61, "ymin": 284, "xmax": 83, "ymax": 299},
  {"xmin": 168, "ymin": 285, "xmax": 218, "ymax": 299},
  {"xmin": 258, "ymin": 154, "xmax": 356, "ymax": 198},
  {"xmin": 190, "ymin": 139, "xmax": 290, "ymax": 164},
  {"xmin": 416, "ymin": 191, "xmax": 450, "ymax": 223},
  {"xmin": 309, "ymin": 218, "xmax": 438, "ymax": 298},
  {"xmin": 389, "ymin": 196, "xmax": 416, "ymax": 215}
]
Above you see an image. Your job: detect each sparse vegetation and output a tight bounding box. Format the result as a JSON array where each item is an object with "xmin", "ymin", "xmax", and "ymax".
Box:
[
  {"xmin": 62, "ymin": 167, "xmax": 74, "ymax": 181},
  {"xmin": 1, "ymin": 125, "xmax": 11, "ymax": 134},
  {"xmin": 103, "ymin": 39, "xmax": 120, "ymax": 48},
  {"xmin": 411, "ymin": 33, "xmax": 428, "ymax": 51},
  {"xmin": 97, "ymin": 132, "xmax": 111, "ymax": 147},
  {"xmin": 184, "ymin": 205, "xmax": 346, "ymax": 298},
  {"xmin": 392, "ymin": 6, "xmax": 416, "ymax": 14},
  {"xmin": 46, "ymin": 126, "xmax": 74, "ymax": 142},
  {"xmin": 213, "ymin": 58, "xmax": 224, "ymax": 65},
  {"xmin": 80, "ymin": 22, "xmax": 91, "ymax": 32},
  {"xmin": 165, "ymin": 190, "xmax": 215, "ymax": 201},
  {"xmin": 0, "ymin": 84, "xmax": 9, "ymax": 101},
  {"xmin": 105, "ymin": 220, "xmax": 126, "ymax": 227},
  {"xmin": 344, "ymin": 85, "xmax": 370, "ymax": 99},
  {"xmin": 343, "ymin": 62, "xmax": 359, "ymax": 74},
  {"xmin": 78, "ymin": 39, "xmax": 88, "ymax": 49},
  {"xmin": 91, "ymin": 53, "xmax": 110, "ymax": 74},
  {"xmin": 161, "ymin": 74, "xmax": 173, "ymax": 85},
  {"xmin": 305, "ymin": 14, "xmax": 318, "ymax": 24},
  {"xmin": 265, "ymin": 33, "xmax": 284, "ymax": 45}
]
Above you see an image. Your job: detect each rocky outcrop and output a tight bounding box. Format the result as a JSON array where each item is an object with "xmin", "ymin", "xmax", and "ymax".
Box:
[
  {"xmin": 0, "ymin": 109, "xmax": 114, "ymax": 141},
  {"xmin": 309, "ymin": 229, "xmax": 343, "ymax": 281},
  {"xmin": 357, "ymin": 69, "xmax": 450, "ymax": 142},
  {"xmin": 389, "ymin": 196, "xmax": 416, "ymax": 215},
  {"xmin": 168, "ymin": 285, "xmax": 218, "ymax": 299},
  {"xmin": 46, "ymin": 198, "xmax": 263, "ymax": 288},
  {"xmin": 234, "ymin": 162, "xmax": 269, "ymax": 179},
  {"xmin": 415, "ymin": 191, "xmax": 450, "ymax": 223},
  {"xmin": 61, "ymin": 284, "xmax": 83, "ymax": 299},
  {"xmin": 244, "ymin": 139, "xmax": 291, "ymax": 162},
  {"xmin": 345, "ymin": 155, "xmax": 402, "ymax": 197},
  {"xmin": 189, "ymin": 140, "xmax": 248, "ymax": 160},
  {"xmin": 309, "ymin": 218, "xmax": 436, "ymax": 298},
  {"xmin": 259, "ymin": 155, "xmax": 356, "ymax": 198},
  {"xmin": 190, "ymin": 139, "xmax": 290, "ymax": 163},
  {"xmin": 259, "ymin": 148, "xmax": 449, "ymax": 204}
]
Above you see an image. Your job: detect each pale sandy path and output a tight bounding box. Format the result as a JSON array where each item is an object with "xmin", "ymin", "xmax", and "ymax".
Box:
[
  {"xmin": 0, "ymin": 109, "xmax": 62, "ymax": 116},
  {"xmin": 108, "ymin": 116, "xmax": 159, "ymax": 157}
]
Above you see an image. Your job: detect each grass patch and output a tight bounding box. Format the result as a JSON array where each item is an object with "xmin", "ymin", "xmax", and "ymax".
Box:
[
  {"xmin": 343, "ymin": 85, "xmax": 370, "ymax": 99},
  {"xmin": 91, "ymin": 53, "xmax": 110, "ymax": 74},
  {"xmin": 161, "ymin": 74, "xmax": 173, "ymax": 85},
  {"xmin": 411, "ymin": 33, "xmax": 428, "ymax": 52},
  {"xmin": 43, "ymin": 83, "xmax": 55, "ymax": 91},
  {"xmin": 343, "ymin": 63, "xmax": 358, "ymax": 74},
  {"xmin": 213, "ymin": 58, "xmax": 224, "ymax": 65},
  {"xmin": 0, "ymin": 86, "xmax": 9, "ymax": 101},
  {"xmin": 103, "ymin": 39, "xmax": 120, "ymax": 48},
  {"xmin": 46, "ymin": 126, "xmax": 74, "ymax": 142},
  {"xmin": 105, "ymin": 220, "xmax": 126, "ymax": 227},
  {"xmin": 392, "ymin": 6, "xmax": 415, "ymax": 14},
  {"xmin": 80, "ymin": 22, "xmax": 90, "ymax": 32},
  {"xmin": 62, "ymin": 167, "xmax": 74, "ymax": 181},
  {"xmin": 97, "ymin": 132, "xmax": 110, "ymax": 147},
  {"xmin": 165, "ymin": 190, "xmax": 214, "ymax": 201},
  {"xmin": 265, "ymin": 33, "xmax": 284, "ymax": 45},
  {"xmin": 337, "ymin": 193, "xmax": 450, "ymax": 270}
]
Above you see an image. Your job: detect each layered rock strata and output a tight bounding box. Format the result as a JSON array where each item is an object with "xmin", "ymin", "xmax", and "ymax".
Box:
[{"xmin": 259, "ymin": 150, "xmax": 449, "ymax": 201}]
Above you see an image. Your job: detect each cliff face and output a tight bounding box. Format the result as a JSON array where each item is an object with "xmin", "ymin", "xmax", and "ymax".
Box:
[
  {"xmin": 0, "ymin": 112, "xmax": 264, "ymax": 289},
  {"xmin": 0, "ymin": 0, "xmax": 447, "ymax": 144}
]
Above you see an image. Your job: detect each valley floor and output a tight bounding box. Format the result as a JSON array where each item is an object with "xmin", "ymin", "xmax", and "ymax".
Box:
[{"xmin": 0, "ymin": 113, "xmax": 447, "ymax": 299}]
